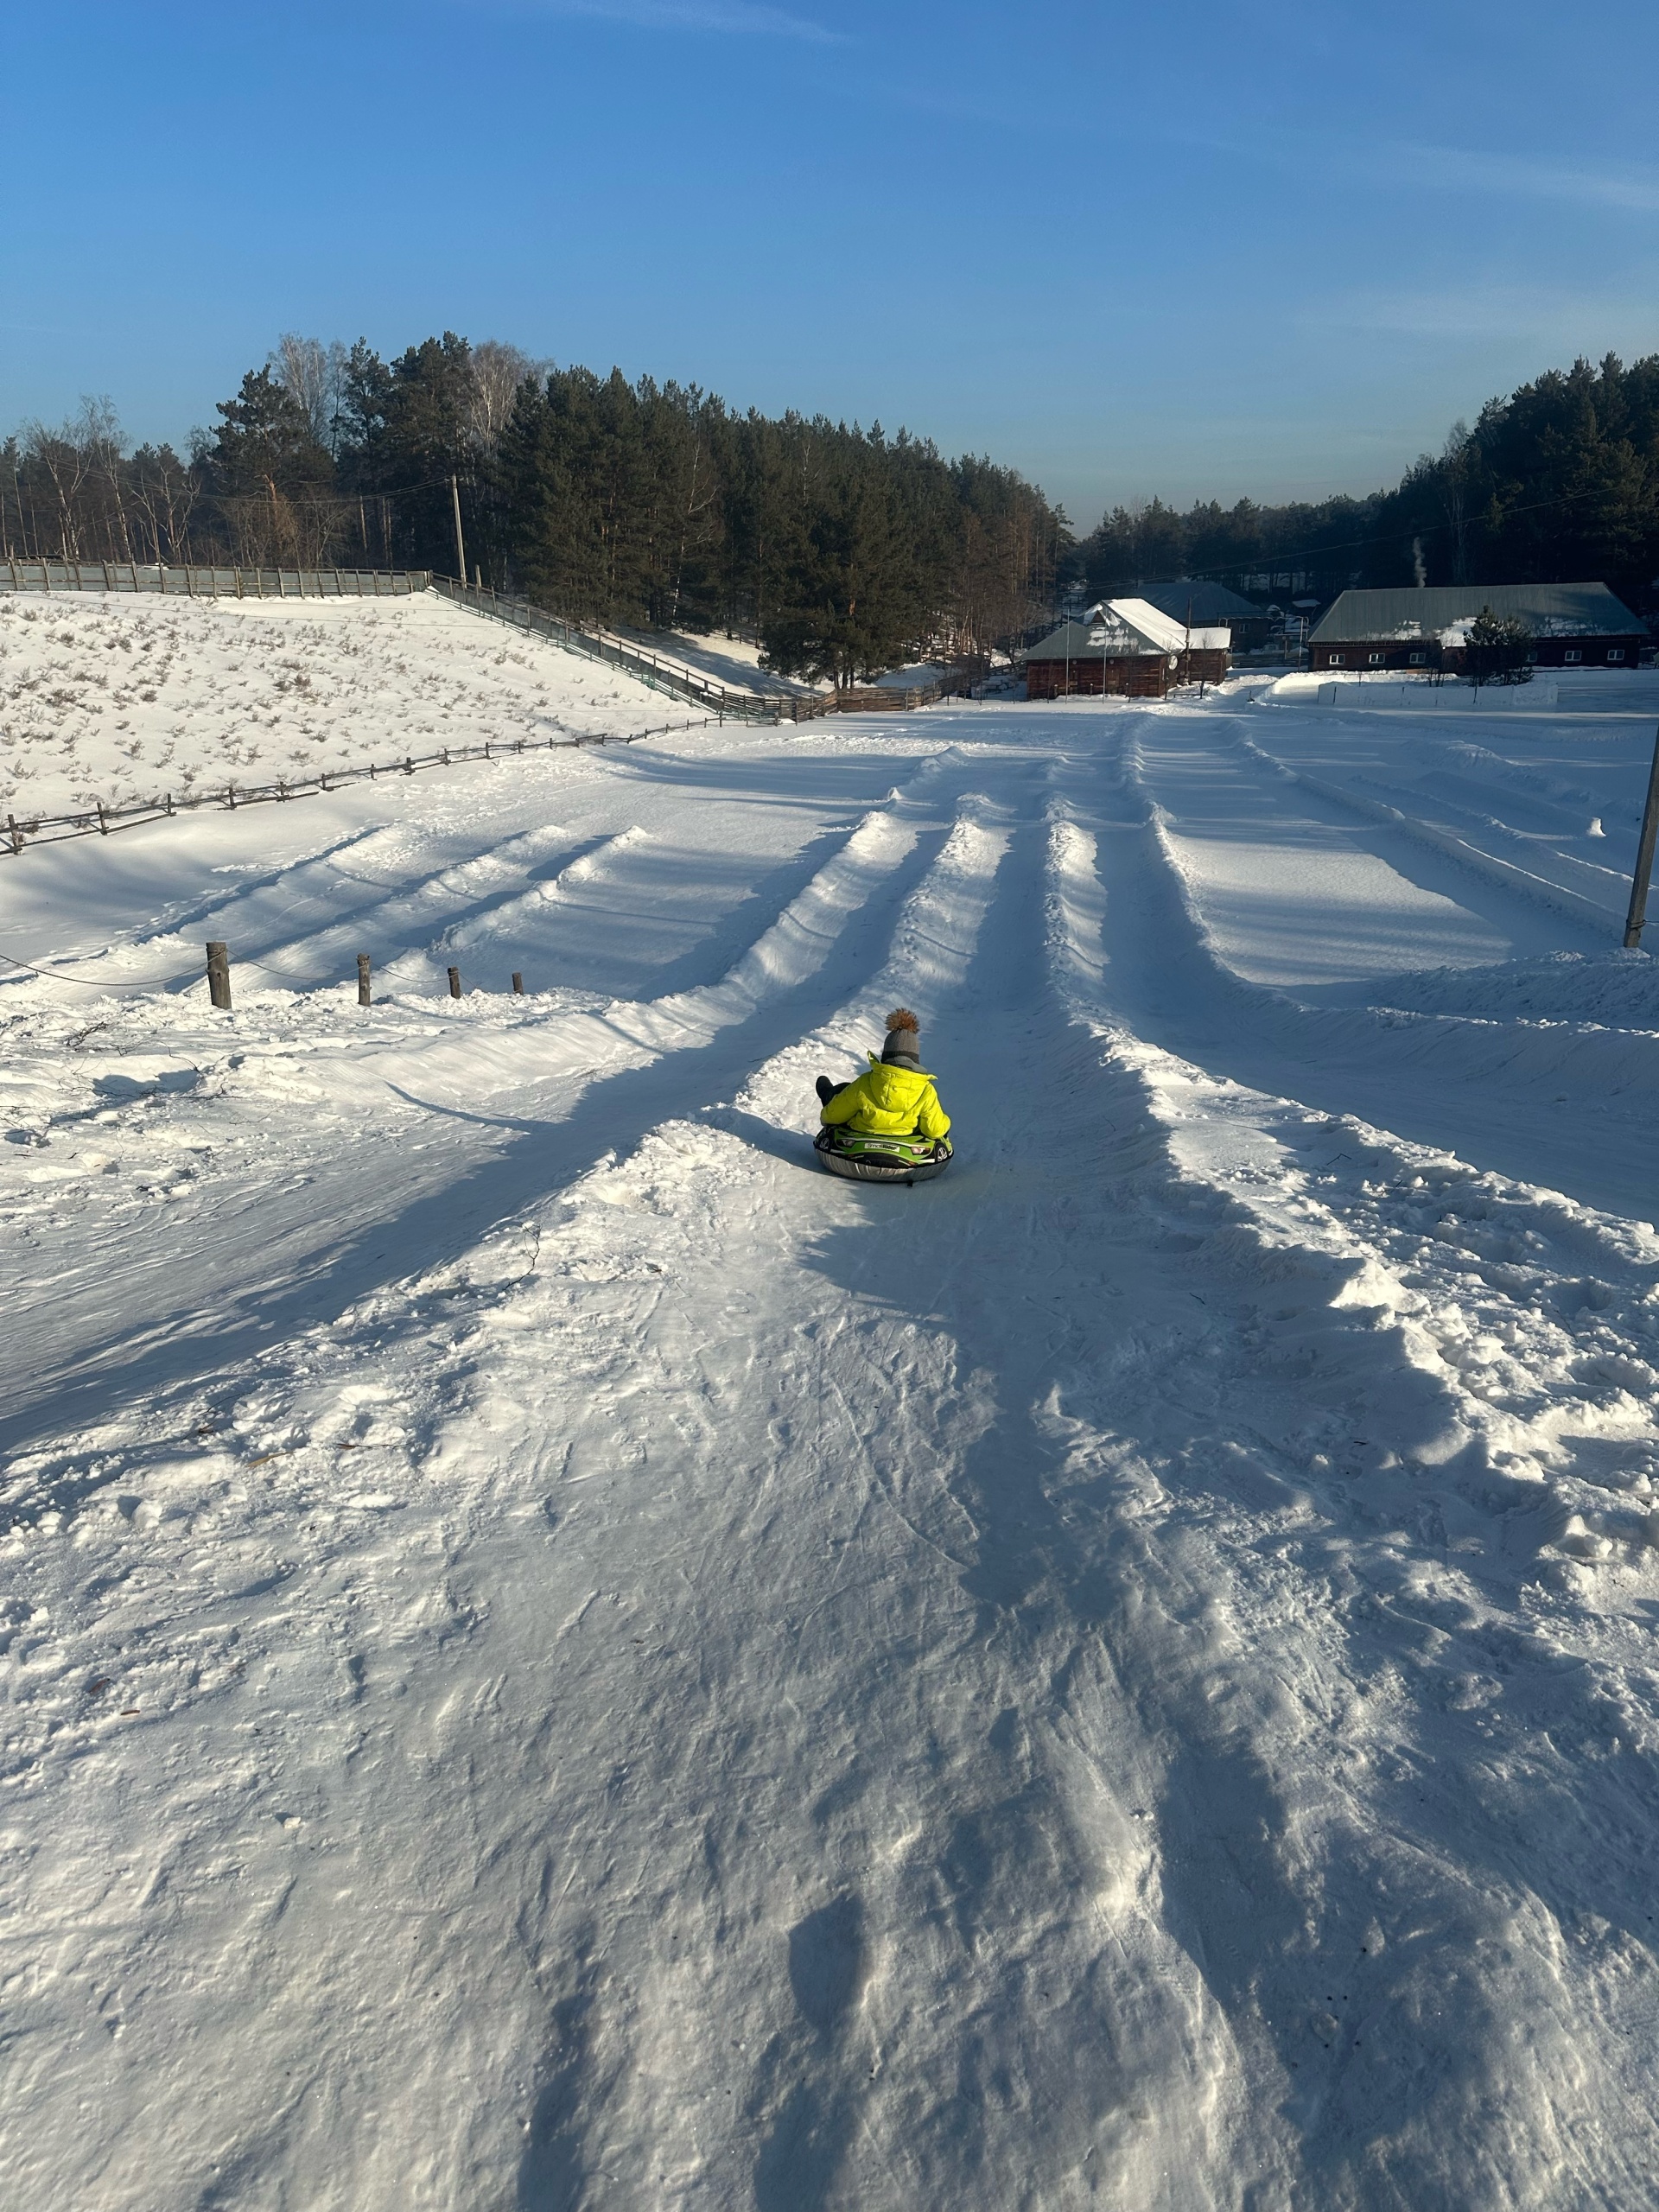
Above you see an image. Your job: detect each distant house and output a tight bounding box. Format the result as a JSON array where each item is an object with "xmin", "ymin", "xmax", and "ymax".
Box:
[
  {"xmin": 1135, "ymin": 577, "xmax": 1273, "ymax": 653},
  {"xmin": 1308, "ymin": 583, "xmax": 1647, "ymax": 672},
  {"xmin": 1023, "ymin": 599, "xmax": 1230, "ymax": 699}
]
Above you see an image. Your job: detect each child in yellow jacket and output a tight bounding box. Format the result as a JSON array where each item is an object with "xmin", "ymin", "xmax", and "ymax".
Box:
[{"xmin": 817, "ymin": 1010, "xmax": 951, "ymax": 1141}]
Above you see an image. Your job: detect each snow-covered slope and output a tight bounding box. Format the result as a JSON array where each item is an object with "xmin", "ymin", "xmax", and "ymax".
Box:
[
  {"xmin": 0, "ymin": 590, "xmax": 690, "ymax": 816},
  {"xmin": 6, "ymin": 638, "xmax": 1659, "ymax": 2209}
]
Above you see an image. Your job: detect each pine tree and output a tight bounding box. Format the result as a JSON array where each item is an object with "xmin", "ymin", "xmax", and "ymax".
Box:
[
  {"xmin": 206, "ymin": 368, "xmax": 334, "ymax": 563},
  {"xmin": 1465, "ymin": 607, "xmax": 1534, "ymax": 686}
]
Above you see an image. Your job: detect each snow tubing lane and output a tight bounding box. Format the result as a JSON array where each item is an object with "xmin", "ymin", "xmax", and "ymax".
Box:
[{"xmin": 813, "ymin": 1128, "xmax": 953, "ymax": 1184}]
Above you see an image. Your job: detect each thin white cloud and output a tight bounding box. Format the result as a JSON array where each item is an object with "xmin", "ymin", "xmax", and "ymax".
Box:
[
  {"xmin": 1178, "ymin": 125, "xmax": 1659, "ymax": 218},
  {"xmin": 512, "ymin": 0, "xmax": 836, "ymax": 39},
  {"xmin": 1373, "ymin": 141, "xmax": 1659, "ymax": 214},
  {"xmin": 1300, "ymin": 282, "xmax": 1659, "ymax": 350}
]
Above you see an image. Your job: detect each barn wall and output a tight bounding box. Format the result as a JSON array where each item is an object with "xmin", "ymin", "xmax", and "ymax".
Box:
[
  {"xmin": 1178, "ymin": 649, "xmax": 1230, "ymax": 684},
  {"xmin": 1025, "ymin": 656, "xmax": 1171, "ymax": 699},
  {"xmin": 1312, "ymin": 636, "xmax": 1645, "ymax": 671}
]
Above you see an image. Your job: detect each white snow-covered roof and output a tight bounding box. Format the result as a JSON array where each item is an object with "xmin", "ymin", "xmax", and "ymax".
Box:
[
  {"xmin": 1310, "ymin": 582, "xmax": 1643, "ymax": 644},
  {"xmin": 1093, "ymin": 598, "xmax": 1190, "ymax": 654},
  {"xmin": 1023, "ymin": 602, "xmax": 1232, "ymax": 662}
]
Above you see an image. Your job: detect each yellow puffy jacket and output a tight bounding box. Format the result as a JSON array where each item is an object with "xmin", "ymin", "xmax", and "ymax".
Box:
[{"xmin": 820, "ymin": 1056, "xmax": 950, "ymax": 1141}]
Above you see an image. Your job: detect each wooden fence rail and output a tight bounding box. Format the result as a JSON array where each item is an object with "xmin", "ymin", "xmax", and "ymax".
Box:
[
  {"xmin": 0, "ymin": 559, "xmax": 429, "ymax": 599},
  {"xmin": 429, "ymin": 575, "xmax": 787, "ymax": 721},
  {"xmin": 0, "ymin": 717, "xmax": 715, "ymax": 859},
  {"xmin": 428, "ymin": 576, "xmax": 981, "ymax": 721},
  {"xmin": 0, "ymin": 560, "xmax": 978, "ymax": 733}
]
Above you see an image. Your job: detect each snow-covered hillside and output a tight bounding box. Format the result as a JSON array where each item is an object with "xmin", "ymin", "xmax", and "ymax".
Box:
[
  {"xmin": 0, "ymin": 591, "xmax": 689, "ymax": 816},
  {"xmin": 6, "ymin": 634, "xmax": 1659, "ymax": 2209}
]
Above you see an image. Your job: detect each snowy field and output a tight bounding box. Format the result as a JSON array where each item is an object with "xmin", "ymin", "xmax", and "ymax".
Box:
[
  {"xmin": 7, "ymin": 630, "xmax": 1659, "ymax": 2209},
  {"xmin": 0, "ymin": 592, "xmax": 690, "ymax": 816}
]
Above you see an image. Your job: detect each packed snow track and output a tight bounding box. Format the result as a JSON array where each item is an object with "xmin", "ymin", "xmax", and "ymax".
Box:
[{"xmin": 6, "ymin": 636, "xmax": 1659, "ymax": 2210}]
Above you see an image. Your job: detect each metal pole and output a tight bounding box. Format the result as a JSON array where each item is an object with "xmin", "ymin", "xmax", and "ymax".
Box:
[
  {"xmin": 451, "ymin": 476, "xmax": 467, "ymax": 587},
  {"xmin": 1624, "ymin": 724, "xmax": 1659, "ymax": 947}
]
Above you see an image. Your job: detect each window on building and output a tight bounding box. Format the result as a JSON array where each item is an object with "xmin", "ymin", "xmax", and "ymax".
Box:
[
  {"xmin": 1330, "ymin": 653, "xmax": 1344, "ymax": 666},
  {"xmin": 1564, "ymin": 649, "xmax": 1582, "ymax": 664},
  {"xmin": 1526, "ymin": 652, "xmax": 1537, "ymax": 664},
  {"xmin": 1408, "ymin": 652, "xmax": 1425, "ymax": 665},
  {"xmin": 1369, "ymin": 652, "xmax": 1383, "ymax": 664},
  {"xmin": 1608, "ymin": 648, "xmax": 1625, "ymax": 662}
]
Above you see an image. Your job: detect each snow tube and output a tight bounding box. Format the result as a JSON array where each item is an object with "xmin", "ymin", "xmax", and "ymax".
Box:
[{"xmin": 814, "ymin": 1126, "xmax": 953, "ymax": 1184}]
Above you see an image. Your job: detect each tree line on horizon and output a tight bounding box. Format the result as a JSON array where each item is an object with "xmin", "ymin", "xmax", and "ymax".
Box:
[
  {"xmin": 0, "ymin": 335, "xmax": 1066, "ymax": 684},
  {"xmin": 8, "ymin": 343, "xmax": 1659, "ymax": 675},
  {"xmin": 1081, "ymin": 353, "xmax": 1659, "ymax": 614}
]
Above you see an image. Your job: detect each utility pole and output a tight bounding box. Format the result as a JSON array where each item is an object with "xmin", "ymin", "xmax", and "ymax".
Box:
[
  {"xmin": 451, "ymin": 475, "xmax": 467, "ymax": 586},
  {"xmin": 1624, "ymin": 724, "xmax": 1659, "ymax": 947}
]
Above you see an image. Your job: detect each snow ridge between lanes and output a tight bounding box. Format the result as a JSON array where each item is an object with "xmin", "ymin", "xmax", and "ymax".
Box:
[{"xmin": 1235, "ymin": 716, "xmax": 1626, "ymax": 932}]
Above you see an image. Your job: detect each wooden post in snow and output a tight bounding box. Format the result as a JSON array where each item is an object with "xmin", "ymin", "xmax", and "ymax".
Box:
[
  {"xmin": 1624, "ymin": 725, "xmax": 1659, "ymax": 947},
  {"xmin": 206, "ymin": 942, "xmax": 232, "ymax": 1010},
  {"xmin": 451, "ymin": 477, "xmax": 467, "ymax": 587},
  {"xmin": 448, "ymin": 965, "xmax": 462, "ymax": 999},
  {"xmin": 512, "ymin": 971, "xmax": 524, "ymax": 995},
  {"xmin": 357, "ymin": 954, "xmax": 372, "ymax": 1007}
]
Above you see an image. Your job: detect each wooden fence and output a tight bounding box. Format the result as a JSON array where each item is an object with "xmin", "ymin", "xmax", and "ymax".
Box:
[
  {"xmin": 429, "ymin": 575, "xmax": 782, "ymax": 721},
  {"xmin": 0, "ymin": 557, "xmax": 982, "ymax": 712},
  {"xmin": 0, "ymin": 716, "xmax": 715, "ymax": 859},
  {"xmin": 1, "ymin": 559, "xmax": 428, "ymax": 598},
  {"xmin": 0, "ymin": 557, "xmax": 979, "ymax": 723},
  {"xmin": 429, "ymin": 576, "xmax": 982, "ymax": 721}
]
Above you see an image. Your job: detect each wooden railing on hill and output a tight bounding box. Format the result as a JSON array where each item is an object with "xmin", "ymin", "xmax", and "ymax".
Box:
[
  {"xmin": 430, "ymin": 576, "xmax": 982, "ymax": 721},
  {"xmin": 1, "ymin": 559, "xmax": 428, "ymax": 598},
  {"xmin": 1, "ymin": 715, "xmax": 715, "ymax": 858},
  {"xmin": 0, "ymin": 557, "xmax": 980, "ymax": 717},
  {"xmin": 429, "ymin": 575, "xmax": 780, "ymax": 719}
]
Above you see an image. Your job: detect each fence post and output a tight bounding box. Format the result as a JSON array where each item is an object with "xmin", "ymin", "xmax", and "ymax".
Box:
[
  {"xmin": 357, "ymin": 953, "xmax": 372, "ymax": 1007},
  {"xmin": 6, "ymin": 814, "xmax": 22, "ymax": 855},
  {"xmin": 206, "ymin": 941, "xmax": 232, "ymax": 1010},
  {"xmin": 1624, "ymin": 725, "xmax": 1659, "ymax": 947},
  {"xmin": 97, "ymin": 803, "xmax": 107, "ymax": 835},
  {"xmin": 512, "ymin": 971, "xmax": 524, "ymax": 994},
  {"xmin": 448, "ymin": 966, "xmax": 462, "ymax": 999}
]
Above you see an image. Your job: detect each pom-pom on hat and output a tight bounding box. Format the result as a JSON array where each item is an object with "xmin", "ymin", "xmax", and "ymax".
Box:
[{"xmin": 880, "ymin": 1007, "xmax": 922, "ymax": 1067}]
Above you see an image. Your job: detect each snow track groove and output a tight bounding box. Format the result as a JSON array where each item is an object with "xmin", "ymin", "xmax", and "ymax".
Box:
[
  {"xmin": 0, "ymin": 750, "xmax": 976, "ymax": 1454},
  {"xmin": 1100, "ymin": 717, "xmax": 1659, "ymax": 1217}
]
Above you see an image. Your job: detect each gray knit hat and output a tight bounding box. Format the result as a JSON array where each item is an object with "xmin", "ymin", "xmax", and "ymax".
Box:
[{"xmin": 880, "ymin": 1007, "xmax": 922, "ymax": 1067}]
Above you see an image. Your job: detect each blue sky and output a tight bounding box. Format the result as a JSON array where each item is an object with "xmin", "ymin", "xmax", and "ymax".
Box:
[{"xmin": 4, "ymin": 0, "xmax": 1658, "ymax": 529}]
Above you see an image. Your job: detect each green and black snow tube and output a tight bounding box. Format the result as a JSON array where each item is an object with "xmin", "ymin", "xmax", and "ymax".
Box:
[{"xmin": 814, "ymin": 1126, "xmax": 954, "ymax": 1185}]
